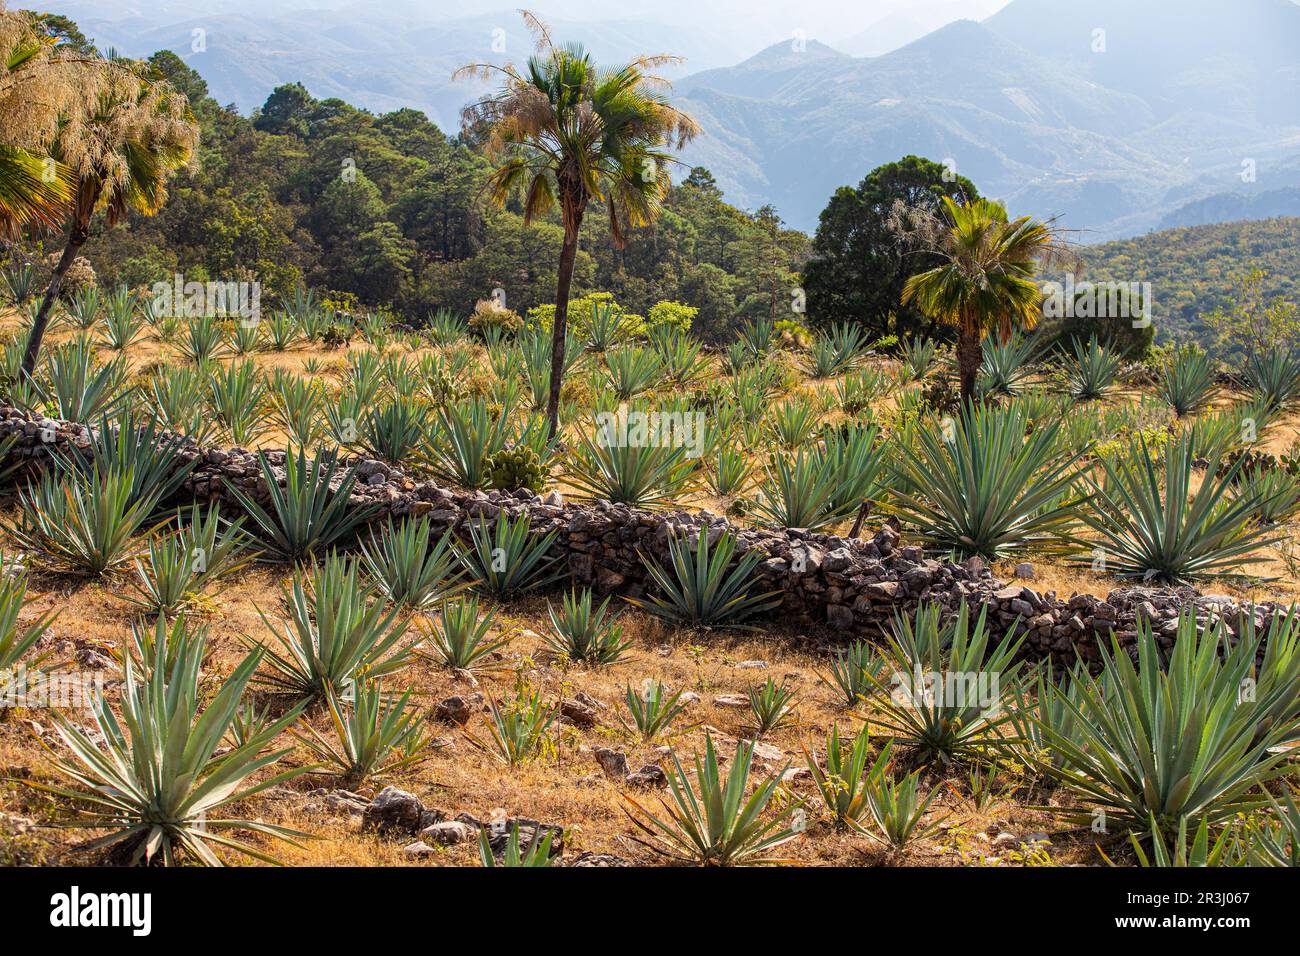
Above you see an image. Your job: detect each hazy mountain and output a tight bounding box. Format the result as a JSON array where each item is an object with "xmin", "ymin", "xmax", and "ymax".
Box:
[
  {"xmin": 674, "ymin": 0, "xmax": 1300, "ymax": 238},
  {"xmin": 52, "ymin": 3, "xmax": 755, "ymax": 128},
  {"xmin": 1159, "ymin": 188, "xmax": 1300, "ymax": 229},
  {"xmin": 841, "ymin": 0, "xmax": 1008, "ymax": 56},
  {"xmin": 985, "ymin": 0, "xmax": 1300, "ymax": 124},
  {"xmin": 46, "ymin": 0, "xmax": 1300, "ymax": 240}
]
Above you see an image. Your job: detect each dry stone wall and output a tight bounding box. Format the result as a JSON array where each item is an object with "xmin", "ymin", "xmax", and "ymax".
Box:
[{"xmin": 1, "ymin": 404, "xmax": 1288, "ymax": 669}]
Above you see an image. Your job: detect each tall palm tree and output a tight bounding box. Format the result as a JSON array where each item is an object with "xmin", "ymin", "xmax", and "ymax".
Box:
[
  {"xmin": 20, "ymin": 56, "xmax": 197, "ymax": 376},
  {"xmin": 457, "ymin": 11, "xmax": 699, "ymax": 437},
  {"xmin": 0, "ymin": 7, "xmax": 89, "ymax": 234},
  {"xmin": 901, "ymin": 196, "xmax": 1064, "ymax": 405}
]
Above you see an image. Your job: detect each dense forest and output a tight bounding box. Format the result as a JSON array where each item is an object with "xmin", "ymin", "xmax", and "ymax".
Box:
[{"xmin": 24, "ymin": 49, "xmax": 810, "ymax": 343}]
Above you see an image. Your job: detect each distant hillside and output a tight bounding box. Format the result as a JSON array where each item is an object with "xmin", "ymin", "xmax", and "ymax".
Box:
[
  {"xmin": 675, "ymin": 0, "xmax": 1300, "ymax": 235},
  {"xmin": 1077, "ymin": 217, "xmax": 1300, "ymax": 345},
  {"xmin": 676, "ymin": 19, "xmax": 1168, "ymax": 232}
]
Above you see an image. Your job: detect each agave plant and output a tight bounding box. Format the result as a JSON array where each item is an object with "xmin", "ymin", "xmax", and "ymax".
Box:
[
  {"xmin": 1006, "ymin": 665, "xmax": 1086, "ymax": 776},
  {"xmin": 427, "ymin": 306, "xmax": 467, "ymax": 345},
  {"xmin": 802, "ymin": 722, "xmax": 891, "ymax": 830},
  {"xmin": 812, "ymin": 422, "xmax": 892, "ymax": 523},
  {"xmin": 1079, "ymin": 433, "xmax": 1275, "ymax": 583},
  {"xmin": 1243, "ymin": 347, "xmax": 1300, "ymax": 413},
  {"xmin": 1121, "ymin": 813, "xmax": 1241, "ymax": 868},
  {"xmin": 475, "ymin": 687, "xmax": 557, "ymax": 766},
  {"xmin": 622, "ymin": 680, "xmax": 693, "ymax": 742},
  {"xmin": 479, "ymin": 822, "xmax": 558, "ymax": 867},
  {"xmin": 766, "ymin": 396, "xmax": 820, "ymax": 448},
  {"xmin": 160, "ymin": 507, "xmax": 254, "ymax": 599},
  {"xmin": 745, "ymin": 677, "xmax": 797, "ymax": 737},
  {"xmin": 228, "ymin": 448, "xmax": 377, "ymax": 563},
  {"xmin": 1188, "ymin": 400, "xmax": 1274, "ymax": 463},
  {"xmin": 265, "ymin": 311, "xmax": 300, "ymax": 351},
  {"xmin": 886, "ymin": 403, "xmax": 1086, "ymax": 560},
  {"xmin": 36, "ymin": 337, "xmax": 130, "ymax": 422},
  {"xmin": 250, "ymin": 554, "xmax": 411, "ymax": 701},
  {"xmin": 899, "ymin": 335, "xmax": 938, "ymax": 382},
  {"xmin": 1, "ymin": 262, "xmax": 37, "ymax": 306},
  {"xmin": 835, "ymin": 367, "xmax": 894, "ymax": 415},
  {"xmin": 416, "ymin": 596, "xmax": 510, "ymax": 672},
  {"xmin": 738, "ymin": 316, "xmax": 777, "ymax": 359},
  {"xmin": 10, "ymin": 466, "xmax": 165, "ymax": 576},
  {"xmin": 751, "ymin": 449, "xmax": 840, "ymax": 531},
  {"xmin": 227, "ymin": 318, "xmax": 265, "ymax": 356},
  {"xmin": 820, "ymin": 640, "xmax": 888, "ymax": 708},
  {"xmin": 1241, "ymin": 790, "xmax": 1300, "ymax": 867},
  {"xmin": 65, "ymin": 286, "xmax": 101, "ymax": 329},
  {"xmin": 867, "ymin": 601, "xmax": 1029, "ymax": 767},
  {"xmin": 806, "ymin": 322, "xmax": 868, "ymax": 378},
  {"xmin": 977, "ymin": 334, "xmax": 1043, "ymax": 398},
  {"xmin": 0, "ymin": 554, "xmax": 56, "ymax": 670},
  {"xmin": 1029, "ymin": 613, "xmax": 1300, "ymax": 842},
  {"xmin": 97, "ymin": 286, "xmax": 144, "ymax": 351},
  {"xmin": 1233, "ymin": 466, "xmax": 1300, "ymax": 526},
  {"xmin": 130, "ymin": 506, "xmax": 253, "ymax": 616},
  {"xmin": 605, "ymin": 346, "xmax": 663, "ymax": 401},
  {"xmin": 268, "ymin": 370, "xmax": 325, "ymax": 448},
  {"xmin": 543, "ymin": 587, "xmax": 632, "ymax": 665},
  {"xmin": 357, "ymin": 398, "xmax": 430, "ymax": 465},
  {"xmin": 456, "ymin": 513, "xmax": 563, "ymax": 600},
  {"xmin": 629, "ymin": 526, "xmax": 782, "ymax": 630},
  {"xmin": 647, "ymin": 325, "xmax": 707, "ymax": 386},
  {"xmin": 704, "ymin": 443, "xmax": 753, "ymax": 498},
  {"xmin": 519, "ymin": 327, "xmax": 584, "ymax": 410},
  {"xmin": 64, "ymin": 408, "xmax": 196, "ymax": 513},
  {"xmin": 207, "ymin": 359, "xmax": 268, "ymax": 446},
  {"xmin": 178, "ymin": 315, "xmax": 227, "ymax": 364},
  {"xmin": 147, "ymin": 364, "xmax": 214, "ymax": 442},
  {"xmin": 622, "ymin": 735, "xmax": 800, "ymax": 866},
  {"xmin": 28, "ymin": 629, "xmax": 308, "ymax": 866},
  {"xmin": 566, "ymin": 426, "xmax": 696, "ymax": 509},
  {"xmin": 1157, "ymin": 347, "xmax": 1217, "ymax": 417},
  {"xmin": 1063, "ymin": 336, "xmax": 1122, "ymax": 402},
  {"xmin": 360, "ymin": 517, "xmax": 464, "ymax": 611},
  {"xmin": 121, "ymin": 614, "xmax": 205, "ymax": 684},
  {"xmin": 860, "ymin": 769, "xmax": 945, "ymax": 851},
  {"xmin": 294, "ymin": 681, "xmax": 434, "ymax": 787},
  {"xmin": 582, "ymin": 299, "xmax": 630, "ymax": 352},
  {"xmin": 722, "ymin": 339, "xmax": 754, "ymax": 375},
  {"xmin": 431, "ymin": 398, "xmax": 516, "ymax": 489}
]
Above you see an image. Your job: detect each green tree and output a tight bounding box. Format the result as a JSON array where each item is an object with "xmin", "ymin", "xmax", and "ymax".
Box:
[
  {"xmin": 254, "ymin": 82, "xmax": 315, "ymax": 138},
  {"xmin": 902, "ymin": 197, "xmax": 1062, "ymax": 404},
  {"xmin": 804, "ymin": 156, "xmax": 979, "ymax": 340},
  {"xmin": 457, "ymin": 11, "xmax": 699, "ymax": 437}
]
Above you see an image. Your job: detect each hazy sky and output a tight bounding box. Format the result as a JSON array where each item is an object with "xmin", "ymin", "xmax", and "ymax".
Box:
[{"xmin": 64, "ymin": 0, "xmax": 1013, "ymax": 60}]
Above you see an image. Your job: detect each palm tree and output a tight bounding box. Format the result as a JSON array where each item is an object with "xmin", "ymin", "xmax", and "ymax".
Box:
[
  {"xmin": 457, "ymin": 11, "xmax": 699, "ymax": 437},
  {"xmin": 20, "ymin": 56, "xmax": 197, "ymax": 376},
  {"xmin": 901, "ymin": 196, "xmax": 1064, "ymax": 405},
  {"xmin": 0, "ymin": 7, "xmax": 90, "ymax": 234}
]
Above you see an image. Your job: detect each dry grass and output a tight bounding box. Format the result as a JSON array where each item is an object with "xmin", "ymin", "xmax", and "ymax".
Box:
[
  {"xmin": 0, "ymin": 306, "xmax": 1297, "ymax": 867},
  {"xmin": 0, "ymin": 563, "xmax": 1099, "ymax": 867}
]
